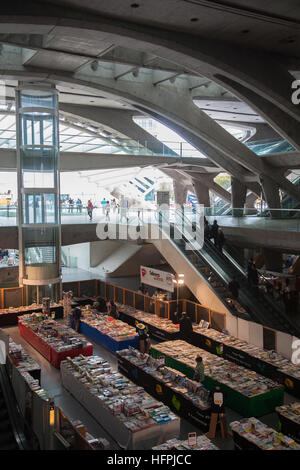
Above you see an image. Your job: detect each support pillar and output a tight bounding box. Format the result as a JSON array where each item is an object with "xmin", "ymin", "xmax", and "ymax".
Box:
[
  {"xmin": 231, "ymin": 177, "xmax": 247, "ymax": 217},
  {"xmin": 16, "ymin": 83, "xmax": 61, "ymax": 304},
  {"xmin": 260, "ymin": 175, "xmax": 281, "ymax": 218},
  {"xmin": 173, "ymin": 180, "xmax": 188, "ymax": 206},
  {"xmin": 193, "ymin": 180, "xmax": 210, "ymax": 208}
]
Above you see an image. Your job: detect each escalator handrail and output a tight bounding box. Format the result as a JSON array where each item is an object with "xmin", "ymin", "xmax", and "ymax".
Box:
[
  {"xmin": 172, "ymin": 210, "xmax": 300, "ymax": 335},
  {"xmin": 0, "ymin": 364, "xmax": 30, "ymax": 450}
]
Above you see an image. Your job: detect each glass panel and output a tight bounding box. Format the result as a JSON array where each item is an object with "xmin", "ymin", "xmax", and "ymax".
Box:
[
  {"xmin": 24, "ymin": 246, "xmax": 56, "ymax": 265},
  {"xmin": 21, "ymin": 147, "xmax": 57, "ymax": 176},
  {"xmin": 20, "ymin": 90, "xmax": 57, "ymax": 109},
  {"xmin": 22, "ymin": 194, "xmax": 56, "ymax": 224},
  {"xmin": 210, "ymin": 310, "xmax": 225, "ymax": 332},
  {"xmin": 20, "ymin": 113, "xmax": 57, "ymax": 147}
]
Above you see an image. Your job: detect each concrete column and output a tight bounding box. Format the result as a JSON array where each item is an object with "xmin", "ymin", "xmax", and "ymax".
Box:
[
  {"xmin": 263, "ymin": 248, "xmax": 283, "ymax": 273},
  {"xmin": 173, "ymin": 180, "xmax": 188, "ymax": 206},
  {"xmin": 260, "ymin": 175, "xmax": 281, "ymax": 218},
  {"xmin": 193, "ymin": 180, "xmax": 210, "ymax": 207},
  {"xmin": 231, "ymin": 177, "xmax": 247, "ymax": 217}
]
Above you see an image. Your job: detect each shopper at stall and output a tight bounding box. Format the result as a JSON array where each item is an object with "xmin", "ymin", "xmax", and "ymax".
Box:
[
  {"xmin": 73, "ymin": 307, "xmax": 82, "ymax": 332},
  {"xmin": 94, "ymin": 296, "xmax": 107, "ymax": 312},
  {"xmin": 179, "ymin": 311, "xmax": 193, "ymax": 342},
  {"xmin": 172, "ymin": 311, "xmax": 182, "ymax": 324},
  {"xmin": 106, "ymin": 299, "xmax": 119, "ymax": 319},
  {"xmin": 194, "ymin": 355, "xmax": 205, "ymax": 384},
  {"xmin": 136, "ymin": 323, "xmax": 151, "ymax": 354}
]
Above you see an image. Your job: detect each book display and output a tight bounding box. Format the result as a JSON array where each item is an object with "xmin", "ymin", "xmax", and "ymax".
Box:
[
  {"xmin": 0, "ymin": 302, "xmax": 63, "ymax": 327},
  {"xmin": 191, "ymin": 326, "xmax": 300, "ymax": 397},
  {"xmin": 152, "ymin": 435, "xmax": 219, "ymax": 450},
  {"xmin": 18, "ymin": 314, "xmax": 93, "ymax": 368},
  {"xmin": 54, "ymin": 409, "xmax": 110, "ymax": 450},
  {"xmin": 276, "ymin": 403, "xmax": 300, "ymax": 443},
  {"xmin": 116, "ymin": 303, "xmax": 180, "ymax": 341},
  {"xmin": 77, "ymin": 309, "xmax": 140, "ymax": 353},
  {"xmin": 117, "ymin": 347, "xmax": 211, "ymax": 430},
  {"xmin": 60, "ymin": 354, "xmax": 180, "ymax": 450},
  {"xmin": 8, "ymin": 338, "xmax": 41, "ymax": 382},
  {"xmin": 151, "ymin": 340, "xmax": 284, "ymax": 417},
  {"xmin": 230, "ymin": 417, "xmax": 300, "ymax": 450}
]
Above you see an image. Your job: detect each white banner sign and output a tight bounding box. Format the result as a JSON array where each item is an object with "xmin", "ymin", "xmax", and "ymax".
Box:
[{"xmin": 140, "ymin": 266, "xmax": 174, "ymax": 292}]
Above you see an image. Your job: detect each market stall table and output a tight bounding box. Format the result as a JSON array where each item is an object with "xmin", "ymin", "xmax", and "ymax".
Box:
[
  {"xmin": 230, "ymin": 417, "xmax": 300, "ymax": 450},
  {"xmin": 276, "ymin": 403, "xmax": 300, "ymax": 443},
  {"xmin": 0, "ymin": 303, "xmax": 63, "ymax": 327},
  {"xmin": 60, "ymin": 356, "xmax": 180, "ymax": 450},
  {"xmin": 191, "ymin": 326, "xmax": 300, "ymax": 397},
  {"xmin": 18, "ymin": 316, "xmax": 93, "ymax": 368},
  {"xmin": 116, "ymin": 304, "xmax": 180, "ymax": 342},
  {"xmin": 117, "ymin": 350, "xmax": 211, "ymax": 431},
  {"xmin": 151, "ymin": 340, "xmax": 284, "ymax": 418}
]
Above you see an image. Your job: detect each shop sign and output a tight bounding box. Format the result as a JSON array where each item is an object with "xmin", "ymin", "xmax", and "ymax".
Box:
[
  {"xmin": 188, "ymin": 432, "xmax": 197, "ymax": 447},
  {"xmin": 140, "ymin": 266, "xmax": 174, "ymax": 292}
]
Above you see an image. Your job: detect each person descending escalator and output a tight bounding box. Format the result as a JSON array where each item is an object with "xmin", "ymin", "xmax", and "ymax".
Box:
[
  {"xmin": 210, "ymin": 220, "xmax": 219, "ymax": 247},
  {"xmin": 217, "ymin": 228, "xmax": 225, "ymax": 254},
  {"xmin": 228, "ymin": 276, "xmax": 240, "ymax": 300}
]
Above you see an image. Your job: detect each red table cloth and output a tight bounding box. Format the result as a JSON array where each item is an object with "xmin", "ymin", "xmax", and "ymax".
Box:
[{"xmin": 18, "ymin": 321, "xmax": 93, "ymax": 368}]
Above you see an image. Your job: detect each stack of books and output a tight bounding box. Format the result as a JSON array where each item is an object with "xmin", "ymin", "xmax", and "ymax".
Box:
[
  {"xmin": 153, "ymin": 341, "xmax": 282, "ymax": 398},
  {"xmin": 61, "ymin": 354, "xmax": 179, "ymax": 432},
  {"xmin": 230, "ymin": 417, "xmax": 300, "ymax": 450}
]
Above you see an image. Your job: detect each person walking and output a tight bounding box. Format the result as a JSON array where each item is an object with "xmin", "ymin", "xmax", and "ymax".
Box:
[
  {"xmin": 87, "ymin": 199, "xmax": 94, "ymax": 220},
  {"xmin": 101, "ymin": 198, "xmax": 106, "ymax": 215},
  {"xmin": 105, "ymin": 200, "xmax": 110, "ymax": 221},
  {"xmin": 211, "ymin": 220, "xmax": 219, "ymax": 247}
]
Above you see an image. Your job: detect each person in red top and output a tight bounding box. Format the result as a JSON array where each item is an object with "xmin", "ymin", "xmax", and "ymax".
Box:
[{"xmin": 87, "ymin": 200, "xmax": 94, "ymax": 220}]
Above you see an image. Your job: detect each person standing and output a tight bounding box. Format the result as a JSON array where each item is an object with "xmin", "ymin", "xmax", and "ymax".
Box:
[
  {"xmin": 179, "ymin": 311, "xmax": 193, "ymax": 342},
  {"xmin": 217, "ymin": 228, "xmax": 225, "ymax": 254},
  {"xmin": 73, "ymin": 307, "xmax": 82, "ymax": 332},
  {"xmin": 76, "ymin": 198, "xmax": 82, "ymax": 213},
  {"xmin": 211, "ymin": 220, "xmax": 219, "ymax": 247},
  {"xmin": 101, "ymin": 198, "xmax": 106, "ymax": 215},
  {"xmin": 228, "ymin": 276, "xmax": 240, "ymax": 300},
  {"xmin": 87, "ymin": 199, "xmax": 94, "ymax": 220},
  {"xmin": 247, "ymin": 258, "xmax": 254, "ymax": 285},
  {"xmin": 194, "ymin": 355, "xmax": 205, "ymax": 384}
]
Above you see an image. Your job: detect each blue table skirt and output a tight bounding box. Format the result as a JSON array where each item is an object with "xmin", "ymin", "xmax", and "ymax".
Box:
[{"xmin": 79, "ymin": 321, "xmax": 140, "ymax": 353}]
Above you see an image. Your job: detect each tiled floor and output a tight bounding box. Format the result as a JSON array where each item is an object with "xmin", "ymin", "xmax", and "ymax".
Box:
[{"xmin": 4, "ymin": 323, "xmax": 295, "ymax": 451}]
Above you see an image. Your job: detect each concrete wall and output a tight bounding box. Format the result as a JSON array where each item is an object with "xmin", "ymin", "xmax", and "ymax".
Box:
[{"xmin": 0, "ymin": 266, "xmax": 18, "ymax": 285}]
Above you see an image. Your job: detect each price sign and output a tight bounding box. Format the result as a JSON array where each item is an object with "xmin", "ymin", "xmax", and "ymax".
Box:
[{"xmin": 188, "ymin": 432, "xmax": 197, "ymax": 447}]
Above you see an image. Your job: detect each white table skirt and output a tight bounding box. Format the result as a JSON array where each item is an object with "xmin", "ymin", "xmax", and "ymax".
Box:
[{"xmin": 60, "ymin": 363, "xmax": 180, "ymax": 450}]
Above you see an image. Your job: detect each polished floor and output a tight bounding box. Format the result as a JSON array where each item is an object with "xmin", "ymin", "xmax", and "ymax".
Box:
[{"xmin": 4, "ymin": 322, "xmax": 296, "ymax": 451}]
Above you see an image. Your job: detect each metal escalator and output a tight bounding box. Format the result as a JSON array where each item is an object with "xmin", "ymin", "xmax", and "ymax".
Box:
[
  {"xmin": 0, "ymin": 365, "xmax": 30, "ymax": 450},
  {"xmin": 165, "ymin": 210, "xmax": 300, "ymax": 337}
]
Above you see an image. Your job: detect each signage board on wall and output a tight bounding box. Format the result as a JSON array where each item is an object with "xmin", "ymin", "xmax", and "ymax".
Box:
[{"xmin": 140, "ymin": 266, "xmax": 174, "ymax": 292}]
